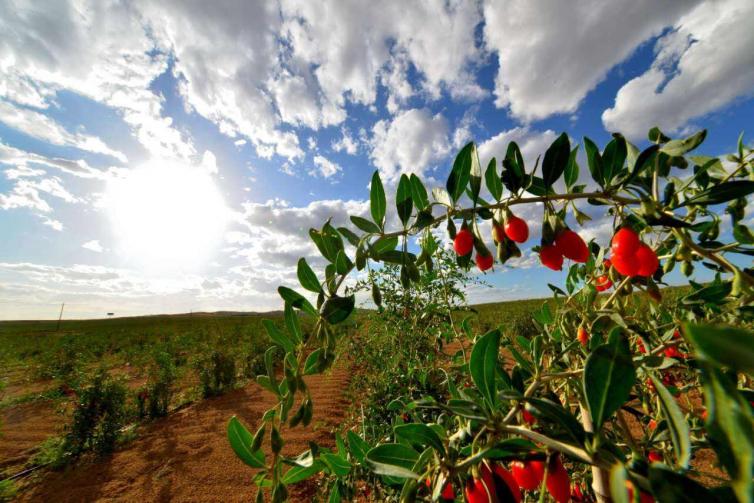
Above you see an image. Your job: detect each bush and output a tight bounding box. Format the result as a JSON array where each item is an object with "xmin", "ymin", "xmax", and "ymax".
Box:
[
  {"xmin": 138, "ymin": 350, "xmax": 176, "ymax": 419},
  {"xmin": 0, "ymin": 480, "xmax": 17, "ymax": 503},
  {"xmin": 196, "ymin": 350, "xmax": 236, "ymax": 397},
  {"xmin": 64, "ymin": 370, "xmax": 128, "ymax": 457},
  {"xmin": 228, "ymin": 128, "xmax": 754, "ymax": 503}
]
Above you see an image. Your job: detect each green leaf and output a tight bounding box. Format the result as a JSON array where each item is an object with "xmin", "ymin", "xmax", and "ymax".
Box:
[
  {"xmin": 564, "ymin": 147, "xmax": 579, "ymax": 188},
  {"xmin": 684, "ymin": 324, "xmax": 754, "ymax": 375},
  {"xmin": 227, "ymin": 416, "xmax": 265, "ymax": 468},
  {"xmin": 681, "ymin": 180, "xmax": 754, "ymax": 207},
  {"xmin": 648, "ymin": 465, "xmax": 721, "ymax": 503},
  {"xmin": 278, "ymin": 286, "xmax": 318, "ymax": 317},
  {"xmin": 602, "ymin": 135, "xmax": 627, "ymax": 185},
  {"xmin": 396, "ymin": 174, "xmax": 413, "ymax": 227},
  {"xmin": 470, "ymin": 329, "xmax": 501, "ymax": 409},
  {"xmin": 469, "ymin": 143, "xmax": 482, "ymax": 203},
  {"xmin": 350, "ymin": 215, "xmax": 381, "ymax": 234},
  {"xmin": 485, "ymin": 157, "xmax": 503, "ymax": 200},
  {"xmin": 409, "ymin": 174, "xmax": 429, "ymax": 210},
  {"xmin": 734, "ymin": 224, "xmax": 754, "ymax": 244},
  {"xmin": 334, "ymin": 250, "xmax": 353, "ymax": 275},
  {"xmin": 700, "ymin": 366, "xmax": 754, "ymax": 503},
  {"xmin": 263, "ymin": 319, "xmax": 294, "ymax": 353},
  {"xmin": 284, "ymin": 304, "xmax": 302, "ymax": 345},
  {"xmin": 648, "ymin": 126, "xmax": 671, "ymax": 144},
  {"xmin": 649, "ymin": 374, "xmax": 691, "ymax": 468},
  {"xmin": 584, "ymin": 136, "xmax": 604, "ymax": 186},
  {"xmin": 347, "ymin": 431, "xmax": 370, "ymax": 464},
  {"xmin": 542, "ymin": 132, "xmax": 570, "ymax": 187},
  {"xmin": 625, "ymin": 144, "xmax": 659, "ymax": 185},
  {"xmin": 303, "ymin": 349, "xmax": 324, "ymax": 375},
  {"xmin": 501, "ymin": 141, "xmax": 526, "ymax": 193},
  {"xmin": 282, "ymin": 461, "xmax": 324, "ymax": 485},
  {"xmin": 394, "ymin": 424, "xmax": 445, "ymax": 455},
  {"xmin": 370, "ymin": 171, "xmax": 386, "ymax": 228},
  {"xmin": 322, "ymin": 452, "xmax": 351, "ymax": 477},
  {"xmin": 366, "ymin": 444, "xmax": 420, "ymax": 479},
  {"xmin": 660, "ymin": 129, "xmax": 707, "ymax": 156},
  {"xmin": 297, "ymin": 258, "xmax": 321, "ymax": 293},
  {"xmin": 608, "ymin": 464, "xmax": 630, "ymax": 503},
  {"xmin": 371, "ymin": 235, "xmax": 399, "ymax": 255},
  {"xmin": 321, "ymin": 294, "xmax": 355, "ymax": 324},
  {"xmin": 584, "ymin": 341, "xmax": 636, "ymax": 429},
  {"xmin": 447, "ymin": 142, "xmax": 474, "ymax": 202}
]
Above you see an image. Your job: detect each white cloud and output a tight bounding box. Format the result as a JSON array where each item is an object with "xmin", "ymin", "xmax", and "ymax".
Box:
[
  {"xmin": 82, "ymin": 240, "xmax": 104, "ymax": 253},
  {"xmin": 370, "ymin": 108, "xmax": 450, "ymax": 182},
  {"xmin": 477, "ymin": 127, "xmax": 558, "ymax": 172},
  {"xmin": 483, "ymin": 0, "xmax": 699, "ymax": 121},
  {"xmin": 200, "ymin": 150, "xmax": 218, "ymax": 175},
  {"xmin": 310, "ymin": 154, "xmax": 342, "ymax": 178},
  {"xmin": 603, "ymin": 0, "xmax": 754, "ymax": 139},
  {"xmin": 332, "ymin": 128, "xmax": 359, "ymax": 155},
  {"xmin": 0, "ymin": 143, "xmax": 125, "ymax": 180},
  {"xmin": 0, "ymin": 101, "xmax": 127, "ymax": 162}
]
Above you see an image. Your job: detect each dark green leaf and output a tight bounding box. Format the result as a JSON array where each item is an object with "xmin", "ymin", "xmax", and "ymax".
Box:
[
  {"xmin": 584, "ymin": 137, "xmax": 604, "ymax": 186},
  {"xmin": 447, "ymin": 142, "xmax": 474, "ymax": 202},
  {"xmin": 278, "ymin": 286, "xmax": 318, "ymax": 317},
  {"xmin": 350, "ymin": 215, "xmax": 381, "ymax": 234},
  {"xmin": 371, "ymin": 235, "xmax": 399, "ymax": 255},
  {"xmin": 734, "ymin": 224, "xmax": 754, "ymax": 244},
  {"xmin": 649, "ymin": 374, "xmax": 690, "ymax": 468},
  {"xmin": 394, "ymin": 424, "xmax": 445, "ymax": 454},
  {"xmin": 584, "ymin": 341, "xmax": 636, "ymax": 429},
  {"xmin": 347, "ymin": 431, "xmax": 370, "ymax": 464},
  {"xmin": 263, "ymin": 319, "xmax": 294, "ymax": 353},
  {"xmin": 648, "ymin": 126, "xmax": 670, "ymax": 144},
  {"xmin": 485, "ymin": 157, "xmax": 503, "ymax": 200},
  {"xmin": 501, "ymin": 142, "xmax": 526, "ymax": 193},
  {"xmin": 470, "ymin": 329, "xmax": 501, "ymax": 409},
  {"xmin": 681, "ymin": 181, "xmax": 754, "ymax": 207},
  {"xmin": 648, "ymin": 465, "xmax": 721, "ymax": 503},
  {"xmin": 321, "ymin": 452, "xmax": 351, "ymax": 477},
  {"xmin": 284, "ymin": 304, "xmax": 302, "ymax": 344},
  {"xmin": 542, "ymin": 132, "xmax": 570, "ymax": 187},
  {"xmin": 396, "ymin": 174, "xmax": 413, "ymax": 227},
  {"xmin": 282, "ymin": 461, "xmax": 324, "ymax": 485},
  {"xmin": 409, "ymin": 174, "xmax": 429, "ymax": 210},
  {"xmin": 564, "ymin": 147, "xmax": 579, "ymax": 188},
  {"xmin": 297, "ymin": 258, "xmax": 321, "ymax": 293},
  {"xmin": 602, "ymin": 135, "xmax": 627, "ymax": 185},
  {"xmin": 469, "ymin": 143, "xmax": 482, "ymax": 203},
  {"xmin": 228, "ymin": 416, "xmax": 265, "ymax": 468},
  {"xmin": 684, "ymin": 324, "xmax": 754, "ymax": 375},
  {"xmin": 661, "ymin": 129, "xmax": 707, "ymax": 157},
  {"xmin": 370, "ymin": 171, "xmax": 386, "ymax": 228},
  {"xmin": 321, "ymin": 294, "xmax": 355, "ymax": 324}
]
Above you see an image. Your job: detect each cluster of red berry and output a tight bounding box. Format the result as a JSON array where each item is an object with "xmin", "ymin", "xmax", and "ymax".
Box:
[
  {"xmin": 453, "ymin": 214, "xmax": 529, "ymax": 272},
  {"xmin": 539, "ymin": 229, "xmax": 589, "ymax": 271},
  {"xmin": 610, "ymin": 228, "xmax": 659, "ymax": 277}
]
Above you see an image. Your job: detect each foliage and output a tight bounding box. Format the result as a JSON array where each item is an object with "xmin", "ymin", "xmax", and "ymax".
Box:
[
  {"xmin": 228, "ymin": 127, "xmax": 754, "ymax": 502},
  {"xmin": 137, "ymin": 350, "xmax": 177, "ymax": 419},
  {"xmin": 196, "ymin": 350, "xmax": 237, "ymax": 398},
  {"xmin": 64, "ymin": 369, "xmax": 128, "ymax": 458},
  {"xmin": 0, "ymin": 479, "xmax": 17, "ymax": 503}
]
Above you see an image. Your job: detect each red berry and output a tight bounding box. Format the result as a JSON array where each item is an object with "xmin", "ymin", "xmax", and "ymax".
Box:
[
  {"xmin": 635, "ymin": 244, "xmax": 659, "ymax": 277},
  {"xmin": 611, "ymin": 227, "xmax": 640, "ymax": 257},
  {"xmin": 701, "ymin": 409, "xmax": 708, "ymax": 421},
  {"xmin": 664, "ymin": 346, "xmax": 684, "ymax": 359},
  {"xmin": 546, "ymin": 456, "xmax": 571, "ymax": 503},
  {"xmin": 504, "ymin": 214, "xmax": 529, "ymax": 243},
  {"xmin": 540, "ymin": 245, "xmax": 564, "ymax": 271},
  {"xmin": 511, "ymin": 460, "xmax": 543, "ymax": 491},
  {"xmin": 603, "ymin": 258, "xmax": 612, "ymax": 269},
  {"xmin": 612, "ymin": 252, "xmax": 640, "ymax": 277},
  {"xmin": 476, "ymin": 253, "xmax": 494, "ymax": 272},
  {"xmin": 555, "ymin": 230, "xmax": 589, "ymax": 263},
  {"xmin": 594, "ymin": 274, "xmax": 612, "ymax": 292},
  {"xmin": 426, "ymin": 478, "xmax": 455, "ymax": 500},
  {"xmin": 454, "ymin": 228, "xmax": 474, "ymax": 256},
  {"xmin": 578, "ymin": 326, "xmax": 589, "ymax": 347},
  {"xmin": 626, "ymin": 481, "xmax": 655, "ymax": 503},
  {"xmin": 636, "ymin": 339, "xmax": 646, "ymax": 354},
  {"xmin": 646, "ymin": 377, "xmax": 656, "ymax": 392},
  {"xmin": 571, "ymin": 484, "xmax": 584, "ymax": 502},
  {"xmin": 648, "ymin": 451, "xmax": 662, "ymax": 463},
  {"xmin": 673, "ymin": 329, "xmax": 681, "ymax": 339},
  {"xmin": 522, "ymin": 409, "xmax": 536, "ymax": 425},
  {"xmin": 465, "ymin": 475, "xmax": 495, "ymax": 503},
  {"xmin": 492, "ymin": 223, "xmax": 506, "ymax": 244},
  {"xmin": 491, "ymin": 463, "xmax": 522, "ymax": 503},
  {"xmin": 648, "ymin": 419, "xmax": 657, "ymax": 431}
]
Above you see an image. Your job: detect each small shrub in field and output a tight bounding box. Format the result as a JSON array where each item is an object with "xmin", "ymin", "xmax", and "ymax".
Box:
[
  {"xmin": 0, "ymin": 480, "xmax": 18, "ymax": 503},
  {"xmin": 141, "ymin": 350, "xmax": 176, "ymax": 418},
  {"xmin": 241, "ymin": 350, "xmax": 265, "ymax": 379},
  {"xmin": 196, "ymin": 350, "xmax": 236, "ymax": 397},
  {"xmin": 64, "ymin": 370, "xmax": 127, "ymax": 457}
]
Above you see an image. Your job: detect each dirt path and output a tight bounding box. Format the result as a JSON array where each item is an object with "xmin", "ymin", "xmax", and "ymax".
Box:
[{"xmin": 18, "ymin": 362, "xmax": 352, "ymax": 502}]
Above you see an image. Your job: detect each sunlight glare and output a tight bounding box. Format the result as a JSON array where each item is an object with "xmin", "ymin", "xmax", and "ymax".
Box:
[{"xmin": 106, "ymin": 160, "xmax": 229, "ymax": 270}]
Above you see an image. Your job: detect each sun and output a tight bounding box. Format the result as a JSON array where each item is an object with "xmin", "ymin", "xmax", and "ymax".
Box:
[{"xmin": 106, "ymin": 160, "xmax": 229, "ymax": 270}]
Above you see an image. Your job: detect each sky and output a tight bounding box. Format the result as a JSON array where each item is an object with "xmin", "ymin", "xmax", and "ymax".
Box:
[{"xmin": 1, "ymin": 0, "xmax": 753, "ymax": 319}]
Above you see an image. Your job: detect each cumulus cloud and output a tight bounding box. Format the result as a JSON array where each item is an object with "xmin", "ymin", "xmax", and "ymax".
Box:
[
  {"xmin": 477, "ymin": 127, "xmax": 558, "ymax": 172},
  {"xmin": 603, "ymin": 0, "xmax": 754, "ymax": 139},
  {"xmin": 332, "ymin": 128, "xmax": 359, "ymax": 155},
  {"xmin": 82, "ymin": 240, "xmax": 104, "ymax": 253},
  {"xmin": 370, "ymin": 108, "xmax": 450, "ymax": 182},
  {"xmin": 483, "ymin": 0, "xmax": 699, "ymax": 121},
  {"xmin": 309, "ymin": 155, "xmax": 342, "ymax": 178}
]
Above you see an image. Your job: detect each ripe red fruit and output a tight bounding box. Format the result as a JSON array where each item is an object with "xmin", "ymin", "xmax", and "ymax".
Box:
[
  {"xmin": 476, "ymin": 253, "xmax": 494, "ymax": 272},
  {"xmin": 546, "ymin": 456, "xmax": 571, "ymax": 503},
  {"xmin": 571, "ymin": 484, "xmax": 584, "ymax": 502},
  {"xmin": 594, "ymin": 274, "xmax": 612, "ymax": 292},
  {"xmin": 491, "ymin": 463, "xmax": 522, "ymax": 503},
  {"xmin": 611, "ymin": 227, "xmax": 640, "ymax": 257},
  {"xmin": 648, "ymin": 451, "xmax": 662, "ymax": 463},
  {"xmin": 511, "ymin": 460, "xmax": 543, "ymax": 491},
  {"xmin": 673, "ymin": 329, "xmax": 681, "ymax": 339},
  {"xmin": 664, "ymin": 346, "xmax": 684, "ymax": 359},
  {"xmin": 540, "ymin": 245, "xmax": 564, "ymax": 271},
  {"xmin": 465, "ymin": 475, "xmax": 495, "ymax": 503},
  {"xmin": 522, "ymin": 409, "xmax": 536, "ymax": 425},
  {"xmin": 611, "ymin": 252, "xmax": 640, "ymax": 277},
  {"xmin": 603, "ymin": 258, "xmax": 612, "ymax": 269},
  {"xmin": 635, "ymin": 244, "xmax": 659, "ymax": 277},
  {"xmin": 492, "ymin": 223, "xmax": 506, "ymax": 244},
  {"xmin": 425, "ymin": 477, "xmax": 455, "ymax": 500},
  {"xmin": 648, "ymin": 419, "xmax": 658, "ymax": 431},
  {"xmin": 555, "ymin": 230, "xmax": 589, "ymax": 263},
  {"xmin": 454, "ymin": 228, "xmax": 474, "ymax": 256},
  {"xmin": 636, "ymin": 339, "xmax": 646, "ymax": 354},
  {"xmin": 578, "ymin": 326, "xmax": 589, "ymax": 347},
  {"xmin": 626, "ymin": 481, "xmax": 655, "ymax": 503},
  {"xmin": 504, "ymin": 215, "xmax": 529, "ymax": 243}
]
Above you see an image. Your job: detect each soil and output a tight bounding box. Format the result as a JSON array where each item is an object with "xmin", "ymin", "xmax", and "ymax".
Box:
[
  {"xmin": 15, "ymin": 362, "xmax": 352, "ymax": 502},
  {"xmin": 0, "ymin": 400, "xmax": 63, "ymax": 475}
]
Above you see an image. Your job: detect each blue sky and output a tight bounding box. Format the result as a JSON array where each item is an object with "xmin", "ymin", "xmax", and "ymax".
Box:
[{"xmin": 1, "ymin": 0, "xmax": 753, "ymax": 319}]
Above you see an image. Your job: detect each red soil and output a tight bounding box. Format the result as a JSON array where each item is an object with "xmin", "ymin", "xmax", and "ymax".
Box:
[{"xmin": 16, "ymin": 363, "xmax": 352, "ymax": 502}]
